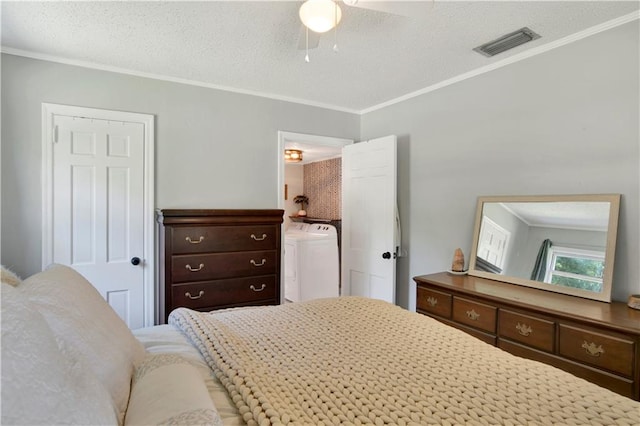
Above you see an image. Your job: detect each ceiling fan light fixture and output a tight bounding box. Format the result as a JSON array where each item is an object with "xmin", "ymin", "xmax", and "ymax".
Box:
[{"xmin": 299, "ymin": 0, "xmax": 342, "ymax": 34}]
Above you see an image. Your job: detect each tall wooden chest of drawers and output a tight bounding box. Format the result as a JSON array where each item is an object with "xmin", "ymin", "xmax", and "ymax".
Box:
[
  {"xmin": 156, "ymin": 209, "xmax": 284, "ymax": 323},
  {"xmin": 414, "ymin": 272, "xmax": 640, "ymax": 401}
]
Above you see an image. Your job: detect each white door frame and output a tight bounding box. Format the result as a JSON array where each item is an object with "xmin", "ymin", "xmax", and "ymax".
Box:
[
  {"xmin": 42, "ymin": 103, "xmax": 155, "ymax": 327},
  {"xmin": 277, "ymin": 131, "xmax": 354, "ymax": 301}
]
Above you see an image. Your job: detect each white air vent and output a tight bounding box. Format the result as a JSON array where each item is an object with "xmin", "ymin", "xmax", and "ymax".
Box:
[{"xmin": 474, "ymin": 27, "xmax": 541, "ymax": 57}]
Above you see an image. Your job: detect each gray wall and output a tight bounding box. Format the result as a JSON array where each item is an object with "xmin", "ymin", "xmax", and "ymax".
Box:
[
  {"xmin": 361, "ymin": 20, "xmax": 639, "ymax": 306},
  {"xmin": 0, "ymin": 54, "xmax": 359, "ymax": 277},
  {"xmin": 2, "ymin": 21, "xmax": 638, "ymax": 305}
]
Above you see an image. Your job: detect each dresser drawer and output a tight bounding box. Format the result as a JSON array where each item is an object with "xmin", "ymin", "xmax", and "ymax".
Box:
[
  {"xmin": 445, "ymin": 319, "xmax": 497, "ymax": 346},
  {"xmin": 416, "ymin": 286, "xmax": 452, "ymax": 318},
  {"xmin": 171, "ymin": 275, "xmax": 277, "ymax": 310},
  {"xmin": 452, "ymin": 297, "xmax": 497, "ymax": 333},
  {"xmin": 559, "ymin": 324, "xmax": 635, "ymax": 377},
  {"xmin": 499, "ymin": 310, "xmax": 555, "ymax": 353},
  {"xmin": 171, "ymin": 225, "xmax": 278, "ymax": 254},
  {"xmin": 499, "ymin": 339, "xmax": 636, "ymax": 399},
  {"xmin": 171, "ymin": 250, "xmax": 277, "ymax": 283}
]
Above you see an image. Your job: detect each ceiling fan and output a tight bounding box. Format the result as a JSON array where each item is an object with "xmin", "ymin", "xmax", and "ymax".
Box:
[{"xmin": 297, "ymin": 0, "xmax": 420, "ymax": 60}]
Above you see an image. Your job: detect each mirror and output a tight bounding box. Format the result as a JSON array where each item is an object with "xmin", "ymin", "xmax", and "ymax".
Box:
[{"xmin": 468, "ymin": 194, "xmax": 620, "ymax": 302}]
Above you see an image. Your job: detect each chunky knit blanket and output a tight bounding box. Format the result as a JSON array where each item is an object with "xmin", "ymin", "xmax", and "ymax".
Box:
[{"xmin": 170, "ymin": 297, "xmax": 640, "ymax": 426}]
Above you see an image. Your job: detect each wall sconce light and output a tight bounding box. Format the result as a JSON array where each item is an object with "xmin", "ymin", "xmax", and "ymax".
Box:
[{"xmin": 285, "ymin": 149, "xmax": 303, "ymax": 162}]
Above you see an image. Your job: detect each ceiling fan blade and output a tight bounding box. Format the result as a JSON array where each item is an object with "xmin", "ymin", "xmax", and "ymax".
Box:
[
  {"xmin": 342, "ymin": 0, "xmax": 431, "ymax": 17},
  {"xmin": 297, "ymin": 25, "xmax": 321, "ymax": 50}
]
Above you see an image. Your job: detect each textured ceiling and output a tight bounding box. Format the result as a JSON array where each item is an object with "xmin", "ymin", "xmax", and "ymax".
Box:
[
  {"xmin": 502, "ymin": 202, "xmax": 611, "ymax": 230},
  {"xmin": 1, "ymin": 1, "xmax": 638, "ymax": 112}
]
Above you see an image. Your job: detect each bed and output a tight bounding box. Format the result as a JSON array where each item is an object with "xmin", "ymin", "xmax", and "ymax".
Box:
[
  {"xmin": 167, "ymin": 297, "xmax": 640, "ymax": 425},
  {"xmin": 2, "ymin": 264, "xmax": 639, "ymax": 425}
]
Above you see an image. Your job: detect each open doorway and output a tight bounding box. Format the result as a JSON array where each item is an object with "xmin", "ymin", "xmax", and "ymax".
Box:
[
  {"xmin": 277, "ymin": 132, "xmax": 353, "ymax": 226},
  {"xmin": 277, "ymin": 132, "xmax": 353, "ymax": 303}
]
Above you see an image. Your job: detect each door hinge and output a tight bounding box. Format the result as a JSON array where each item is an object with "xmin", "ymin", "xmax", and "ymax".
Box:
[{"xmin": 52, "ymin": 125, "xmax": 59, "ymax": 143}]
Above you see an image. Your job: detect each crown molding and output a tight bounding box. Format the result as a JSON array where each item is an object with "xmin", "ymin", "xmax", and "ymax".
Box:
[
  {"xmin": 0, "ymin": 46, "xmax": 360, "ymax": 115},
  {"xmin": 360, "ymin": 11, "xmax": 640, "ymax": 115}
]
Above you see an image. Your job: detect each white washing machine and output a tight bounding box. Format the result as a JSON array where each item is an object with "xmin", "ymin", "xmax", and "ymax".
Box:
[{"xmin": 284, "ymin": 223, "xmax": 339, "ymax": 302}]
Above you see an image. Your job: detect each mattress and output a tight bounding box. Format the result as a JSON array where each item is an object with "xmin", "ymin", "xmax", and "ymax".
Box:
[{"xmin": 133, "ymin": 325, "xmax": 245, "ymax": 425}]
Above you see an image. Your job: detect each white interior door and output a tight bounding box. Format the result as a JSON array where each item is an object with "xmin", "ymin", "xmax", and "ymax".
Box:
[
  {"xmin": 477, "ymin": 216, "xmax": 511, "ymax": 269},
  {"xmin": 342, "ymin": 135, "xmax": 397, "ymax": 303},
  {"xmin": 47, "ymin": 113, "xmax": 147, "ymax": 328}
]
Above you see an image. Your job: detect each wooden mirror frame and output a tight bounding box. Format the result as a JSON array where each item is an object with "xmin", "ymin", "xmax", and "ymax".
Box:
[{"xmin": 468, "ymin": 194, "xmax": 620, "ymax": 302}]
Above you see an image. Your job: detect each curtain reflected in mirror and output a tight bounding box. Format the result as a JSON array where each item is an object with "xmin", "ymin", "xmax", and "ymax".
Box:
[
  {"xmin": 530, "ymin": 238, "xmax": 552, "ymax": 281},
  {"xmin": 469, "ymin": 194, "xmax": 620, "ymax": 302}
]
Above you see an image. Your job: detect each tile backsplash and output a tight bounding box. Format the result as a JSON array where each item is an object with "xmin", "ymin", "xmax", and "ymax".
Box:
[{"xmin": 303, "ymin": 157, "xmax": 341, "ymax": 220}]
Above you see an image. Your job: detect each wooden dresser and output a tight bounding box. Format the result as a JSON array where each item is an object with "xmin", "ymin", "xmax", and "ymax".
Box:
[
  {"xmin": 414, "ymin": 272, "xmax": 640, "ymax": 400},
  {"xmin": 157, "ymin": 209, "xmax": 284, "ymax": 323}
]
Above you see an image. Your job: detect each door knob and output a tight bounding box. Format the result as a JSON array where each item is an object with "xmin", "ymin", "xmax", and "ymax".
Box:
[
  {"xmin": 131, "ymin": 257, "xmax": 141, "ymax": 266},
  {"xmin": 382, "ymin": 252, "xmax": 391, "ymax": 259}
]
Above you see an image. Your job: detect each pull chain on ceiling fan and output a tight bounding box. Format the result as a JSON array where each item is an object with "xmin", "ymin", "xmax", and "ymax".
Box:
[
  {"xmin": 305, "ymin": 27, "xmax": 310, "ymax": 62},
  {"xmin": 333, "ymin": 2, "xmax": 339, "ymax": 53}
]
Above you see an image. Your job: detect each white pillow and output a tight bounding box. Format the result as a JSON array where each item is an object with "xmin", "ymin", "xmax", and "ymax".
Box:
[
  {"xmin": 19, "ymin": 264, "xmax": 146, "ymax": 424},
  {"xmin": 125, "ymin": 354, "xmax": 223, "ymax": 426},
  {"xmin": 1, "ymin": 283, "xmax": 118, "ymax": 425}
]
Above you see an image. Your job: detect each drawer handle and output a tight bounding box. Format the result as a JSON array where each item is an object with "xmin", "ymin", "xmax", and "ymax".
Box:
[
  {"xmin": 581, "ymin": 341, "xmax": 605, "ymax": 357},
  {"xmin": 185, "ymin": 236, "xmax": 204, "ymax": 244},
  {"xmin": 426, "ymin": 296, "xmax": 438, "ymax": 307},
  {"xmin": 250, "ymin": 259, "xmax": 266, "ymax": 267},
  {"xmin": 516, "ymin": 323, "xmax": 533, "ymax": 336},
  {"xmin": 251, "ymin": 233, "xmax": 267, "ymax": 241},
  {"xmin": 466, "ymin": 309, "xmax": 480, "ymax": 321},
  {"xmin": 250, "ymin": 284, "xmax": 267, "ymax": 292},
  {"xmin": 185, "ymin": 290, "xmax": 204, "ymax": 300},
  {"xmin": 185, "ymin": 263, "xmax": 205, "ymax": 272}
]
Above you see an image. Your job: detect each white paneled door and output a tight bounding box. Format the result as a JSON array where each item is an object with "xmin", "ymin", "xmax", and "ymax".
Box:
[
  {"xmin": 477, "ymin": 216, "xmax": 511, "ymax": 270},
  {"xmin": 45, "ymin": 108, "xmax": 152, "ymax": 329},
  {"xmin": 342, "ymin": 135, "xmax": 397, "ymax": 303}
]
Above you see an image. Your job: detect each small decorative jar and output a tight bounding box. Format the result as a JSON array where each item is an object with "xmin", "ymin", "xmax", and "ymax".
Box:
[{"xmin": 628, "ymin": 294, "xmax": 640, "ymax": 310}]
